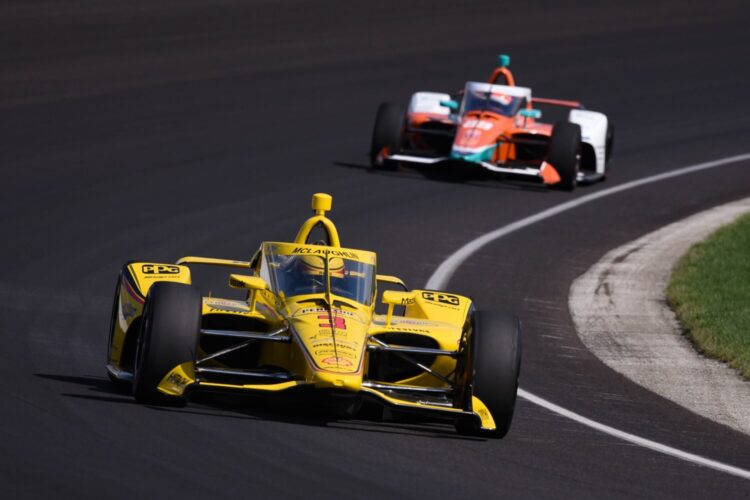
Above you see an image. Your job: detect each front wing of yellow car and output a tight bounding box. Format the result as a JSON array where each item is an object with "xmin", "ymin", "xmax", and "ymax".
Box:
[{"xmin": 153, "ymin": 288, "xmax": 497, "ymax": 433}]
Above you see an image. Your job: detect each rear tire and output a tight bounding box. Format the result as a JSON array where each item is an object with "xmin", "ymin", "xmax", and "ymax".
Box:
[
  {"xmin": 132, "ymin": 282, "xmax": 201, "ymax": 405},
  {"xmin": 605, "ymin": 122, "xmax": 614, "ymax": 171},
  {"xmin": 457, "ymin": 311, "xmax": 522, "ymax": 438},
  {"xmin": 548, "ymin": 121, "xmax": 581, "ymax": 191},
  {"xmin": 370, "ymin": 102, "xmax": 405, "ymax": 170}
]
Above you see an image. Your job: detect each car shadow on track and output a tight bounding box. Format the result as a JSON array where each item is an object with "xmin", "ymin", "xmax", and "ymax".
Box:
[
  {"xmin": 161, "ymin": 393, "xmax": 483, "ymax": 441},
  {"xmin": 333, "ymin": 160, "xmax": 549, "ymax": 193},
  {"xmin": 35, "ymin": 372, "xmax": 484, "ymax": 441},
  {"xmin": 35, "ymin": 373, "xmax": 136, "ymax": 404}
]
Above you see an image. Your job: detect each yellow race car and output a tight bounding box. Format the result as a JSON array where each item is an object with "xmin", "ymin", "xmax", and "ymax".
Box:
[{"xmin": 106, "ymin": 193, "xmax": 521, "ymax": 437}]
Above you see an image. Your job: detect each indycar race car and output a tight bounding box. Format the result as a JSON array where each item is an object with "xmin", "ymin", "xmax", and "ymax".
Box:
[
  {"xmin": 370, "ymin": 54, "xmax": 613, "ymax": 190},
  {"xmin": 106, "ymin": 193, "xmax": 522, "ymax": 437}
]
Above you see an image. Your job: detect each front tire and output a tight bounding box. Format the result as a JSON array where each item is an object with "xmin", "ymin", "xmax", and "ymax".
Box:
[
  {"xmin": 548, "ymin": 121, "xmax": 581, "ymax": 191},
  {"xmin": 457, "ymin": 311, "xmax": 522, "ymax": 438},
  {"xmin": 132, "ymin": 282, "xmax": 201, "ymax": 405},
  {"xmin": 370, "ymin": 102, "xmax": 405, "ymax": 170}
]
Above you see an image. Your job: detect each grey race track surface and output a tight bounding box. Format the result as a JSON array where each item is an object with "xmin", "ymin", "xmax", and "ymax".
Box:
[{"xmin": 1, "ymin": 1, "xmax": 750, "ymax": 497}]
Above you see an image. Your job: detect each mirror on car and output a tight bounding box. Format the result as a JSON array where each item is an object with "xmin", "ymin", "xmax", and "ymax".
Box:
[
  {"xmin": 440, "ymin": 99, "xmax": 459, "ymax": 111},
  {"xmin": 229, "ymin": 274, "xmax": 268, "ymax": 291},
  {"xmin": 381, "ymin": 290, "xmax": 417, "ymax": 326},
  {"xmin": 520, "ymin": 108, "xmax": 542, "ymax": 119},
  {"xmin": 382, "ymin": 290, "xmax": 416, "ymax": 306}
]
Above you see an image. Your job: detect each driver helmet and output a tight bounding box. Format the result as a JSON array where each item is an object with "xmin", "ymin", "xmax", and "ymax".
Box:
[{"xmin": 294, "ymin": 255, "xmax": 345, "ymax": 279}]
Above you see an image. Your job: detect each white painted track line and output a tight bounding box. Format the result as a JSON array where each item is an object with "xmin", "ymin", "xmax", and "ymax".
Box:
[
  {"xmin": 519, "ymin": 389, "xmax": 750, "ymax": 480},
  {"xmin": 570, "ymin": 198, "xmax": 750, "ymax": 435},
  {"xmin": 426, "ymin": 153, "xmax": 750, "ymax": 290},
  {"xmin": 425, "ymin": 153, "xmax": 750, "ymax": 479}
]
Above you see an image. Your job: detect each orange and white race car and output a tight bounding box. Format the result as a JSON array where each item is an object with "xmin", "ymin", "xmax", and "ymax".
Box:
[{"xmin": 370, "ymin": 55, "xmax": 613, "ymax": 190}]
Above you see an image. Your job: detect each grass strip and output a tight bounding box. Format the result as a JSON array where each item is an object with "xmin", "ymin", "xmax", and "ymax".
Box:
[{"xmin": 667, "ymin": 212, "xmax": 750, "ymax": 379}]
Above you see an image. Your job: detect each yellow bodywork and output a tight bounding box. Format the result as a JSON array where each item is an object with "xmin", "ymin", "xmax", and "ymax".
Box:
[
  {"xmin": 108, "ymin": 262, "xmax": 191, "ymax": 368},
  {"xmin": 110, "ymin": 193, "xmax": 497, "ymax": 432}
]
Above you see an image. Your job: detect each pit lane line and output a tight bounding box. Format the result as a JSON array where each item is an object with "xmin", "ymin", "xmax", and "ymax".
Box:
[{"xmin": 425, "ymin": 152, "xmax": 750, "ymax": 480}]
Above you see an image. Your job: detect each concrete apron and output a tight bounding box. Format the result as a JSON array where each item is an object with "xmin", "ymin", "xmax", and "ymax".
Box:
[{"xmin": 570, "ymin": 197, "xmax": 750, "ymax": 435}]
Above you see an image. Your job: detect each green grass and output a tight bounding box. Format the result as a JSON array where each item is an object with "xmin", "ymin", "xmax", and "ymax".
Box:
[{"xmin": 667, "ymin": 212, "xmax": 750, "ymax": 379}]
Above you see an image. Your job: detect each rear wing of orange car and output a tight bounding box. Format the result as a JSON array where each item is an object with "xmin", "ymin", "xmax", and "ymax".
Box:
[{"xmin": 531, "ymin": 97, "xmax": 582, "ymax": 109}]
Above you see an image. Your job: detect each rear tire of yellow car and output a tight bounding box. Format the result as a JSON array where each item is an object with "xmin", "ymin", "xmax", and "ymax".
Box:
[
  {"xmin": 457, "ymin": 311, "xmax": 522, "ymax": 438},
  {"xmin": 132, "ymin": 282, "xmax": 201, "ymax": 406},
  {"xmin": 549, "ymin": 121, "xmax": 582, "ymax": 191},
  {"xmin": 370, "ymin": 102, "xmax": 405, "ymax": 170}
]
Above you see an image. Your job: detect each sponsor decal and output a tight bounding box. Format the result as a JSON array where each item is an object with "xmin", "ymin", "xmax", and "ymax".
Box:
[
  {"xmin": 122, "ymin": 277, "xmax": 145, "ymax": 303},
  {"xmin": 291, "ymin": 247, "xmax": 359, "ymax": 259},
  {"xmin": 370, "ymin": 318, "xmax": 433, "ymax": 333},
  {"xmin": 312, "ymin": 340, "xmax": 358, "ymax": 352},
  {"xmin": 392, "ymin": 327, "xmax": 431, "ymax": 334},
  {"xmin": 334, "ymin": 309, "xmax": 357, "ymax": 319},
  {"xmin": 300, "ymin": 307, "xmax": 327, "ymax": 315},
  {"xmin": 299, "ymin": 307, "xmax": 355, "ymax": 318},
  {"xmin": 321, "ymin": 356, "xmax": 353, "ymax": 367},
  {"xmin": 206, "ymin": 298, "xmax": 250, "ymax": 314},
  {"xmin": 141, "ymin": 264, "xmax": 181, "ymax": 275},
  {"xmin": 167, "ymin": 372, "xmax": 190, "ymax": 388},
  {"xmin": 421, "ymin": 291, "xmax": 460, "ymax": 306},
  {"xmin": 311, "ymin": 339, "xmax": 360, "ymax": 361},
  {"xmin": 317, "ymin": 329, "xmax": 347, "ymax": 337},
  {"xmin": 396, "ymin": 318, "xmax": 433, "ymax": 326},
  {"xmin": 462, "ymin": 119, "xmax": 494, "ymax": 131},
  {"xmin": 208, "ymin": 305, "xmax": 250, "ymax": 314},
  {"xmin": 318, "ymin": 314, "xmax": 346, "ymax": 330},
  {"xmin": 121, "ymin": 301, "xmax": 138, "ymax": 322}
]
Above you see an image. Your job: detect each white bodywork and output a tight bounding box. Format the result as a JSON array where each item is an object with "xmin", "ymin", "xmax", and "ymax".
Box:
[
  {"xmin": 569, "ymin": 109, "xmax": 608, "ymax": 174},
  {"xmin": 408, "ymin": 91, "xmax": 453, "ymax": 116},
  {"xmin": 464, "ymin": 81, "xmax": 532, "ymax": 101}
]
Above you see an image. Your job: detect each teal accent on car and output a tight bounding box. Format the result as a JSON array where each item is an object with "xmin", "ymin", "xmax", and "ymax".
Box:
[
  {"xmin": 440, "ymin": 99, "xmax": 459, "ymax": 111},
  {"xmin": 450, "ymin": 145, "xmax": 496, "ymax": 162},
  {"xmin": 498, "ymin": 54, "xmax": 511, "ymax": 67},
  {"xmin": 520, "ymin": 108, "xmax": 542, "ymax": 119}
]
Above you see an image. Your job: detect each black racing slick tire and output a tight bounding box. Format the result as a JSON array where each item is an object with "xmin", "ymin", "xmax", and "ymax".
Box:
[
  {"xmin": 370, "ymin": 102, "xmax": 405, "ymax": 170},
  {"xmin": 548, "ymin": 121, "xmax": 581, "ymax": 191},
  {"xmin": 106, "ymin": 274, "xmax": 130, "ymax": 392},
  {"xmin": 132, "ymin": 282, "xmax": 201, "ymax": 405},
  {"xmin": 457, "ymin": 311, "xmax": 522, "ymax": 438},
  {"xmin": 605, "ymin": 122, "xmax": 614, "ymax": 171}
]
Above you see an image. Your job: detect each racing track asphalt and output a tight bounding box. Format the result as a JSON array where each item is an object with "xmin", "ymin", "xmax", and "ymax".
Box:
[{"xmin": 2, "ymin": 1, "xmax": 750, "ymax": 498}]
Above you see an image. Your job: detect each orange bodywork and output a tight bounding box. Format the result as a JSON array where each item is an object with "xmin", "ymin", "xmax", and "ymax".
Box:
[
  {"xmin": 451, "ymin": 111, "xmax": 553, "ymax": 163},
  {"xmin": 488, "ymin": 66, "xmax": 515, "ymax": 86},
  {"xmin": 410, "ymin": 112, "xmax": 453, "ymax": 127},
  {"xmin": 539, "ymin": 162, "xmax": 562, "ymax": 184},
  {"xmin": 395, "ymin": 58, "xmax": 576, "ymax": 186}
]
